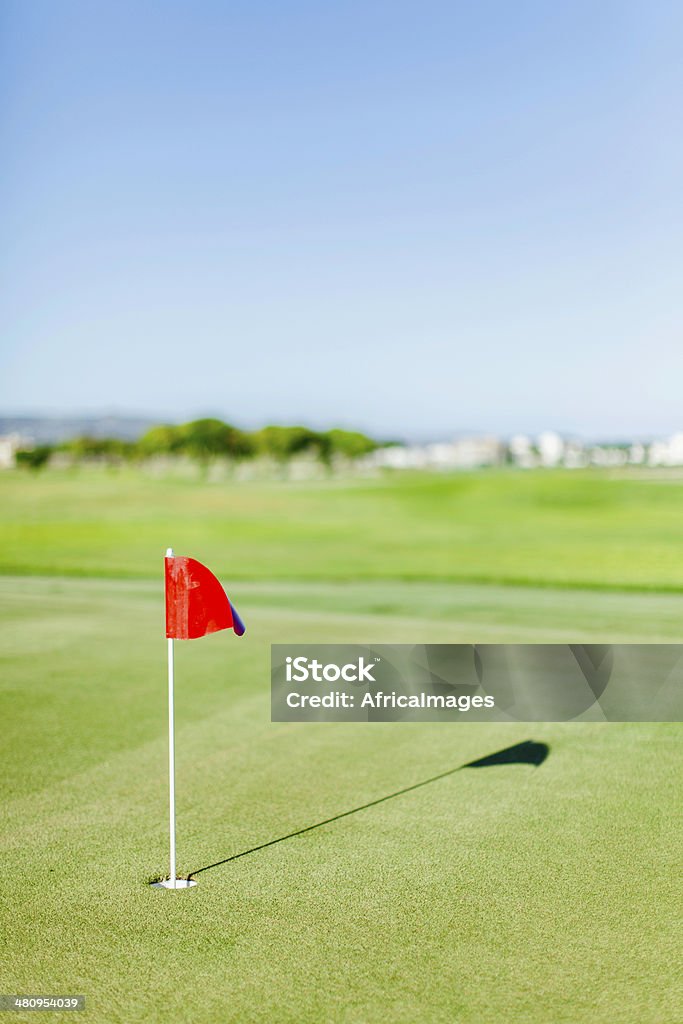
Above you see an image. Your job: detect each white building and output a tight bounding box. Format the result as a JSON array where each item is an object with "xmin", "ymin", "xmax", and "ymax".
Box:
[
  {"xmin": 648, "ymin": 433, "xmax": 683, "ymax": 466},
  {"xmin": 537, "ymin": 431, "xmax": 564, "ymax": 467},
  {"xmin": 368, "ymin": 436, "xmax": 503, "ymax": 471},
  {"xmin": 0, "ymin": 434, "xmax": 24, "ymax": 469},
  {"xmin": 509, "ymin": 434, "xmax": 536, "ymax": 468}
]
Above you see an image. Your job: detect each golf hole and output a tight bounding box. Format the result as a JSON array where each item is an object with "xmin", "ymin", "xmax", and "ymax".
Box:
[{"xmin": 150, "ymin": 879, "xmax": 197, "ymax": 890}]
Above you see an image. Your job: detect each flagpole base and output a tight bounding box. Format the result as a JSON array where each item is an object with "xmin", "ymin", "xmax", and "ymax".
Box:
[{"xmin": 150, "ymin": 879, "xmax": 197, "ymax": 890}]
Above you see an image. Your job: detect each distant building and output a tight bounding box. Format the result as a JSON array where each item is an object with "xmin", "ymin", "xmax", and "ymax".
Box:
[
  {"xmin": 648, "ymin": 433, "xmax": 683, "ymax": 466},
  {"xmin": 445, "ymin": 436, "xmax": 504, "ymax": 469},
  {"xmin": 508, "ymin": 434, "xmax": 536, "ymax": 468},
  {"xmin": 369, "ymin": 445, "xmax": 427, "ymax": 470},
  {"xmin": 562, "ymin": 440, "xmax": 587, "ymax": 469},
  {"xmin": 537, "ymin": 431, "xmax": 564, "ymax": 467},
  {"xmin": 589, "ymin": 445, "xmax": 628, "ymax": 467},
  {"xmin": 0, "ymin": 434, "xmax": 25, "ymax": 469},
  {"xmin": 368, "ymin": 436, "xmax": 503, "ymax": 471}
]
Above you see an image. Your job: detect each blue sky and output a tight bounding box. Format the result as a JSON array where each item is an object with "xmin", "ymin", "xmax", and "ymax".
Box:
[{"xmin": 1, "ymin": 0, "xmax": 682, "ymax": 440}]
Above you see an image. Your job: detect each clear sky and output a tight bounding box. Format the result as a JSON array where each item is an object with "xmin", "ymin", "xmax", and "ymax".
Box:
[{"xmin": 1, "ymin": 0, "xmax": 681, "ymax": 440}]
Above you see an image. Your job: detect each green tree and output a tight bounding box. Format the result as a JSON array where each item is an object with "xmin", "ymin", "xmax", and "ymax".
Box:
[
  {"xmin": 254, "ymin": 425, "xmax": 329, "ymax": 463},
  {"xmin": 137, "ymin": 424, "xmax": 184, "ymax": 457},
  {"xmin": 177, "ymin": 418, "xmax": 253, "ymax": 467},
  {"xmin": 15, "ymin": 445, "xmax": 53, "ymax": 471},
  {"xmin": 60, "ymin": 437, "xmax": 135, "ymax": 464},
  {"xmin": 324, "ymin": 429, "xmax": 378, "ymax": 459}
]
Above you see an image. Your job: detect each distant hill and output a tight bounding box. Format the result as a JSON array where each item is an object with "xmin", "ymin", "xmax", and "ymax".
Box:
[{"xmin": 0, "ymin": 416, "xmax": 157, "ymax": 443}]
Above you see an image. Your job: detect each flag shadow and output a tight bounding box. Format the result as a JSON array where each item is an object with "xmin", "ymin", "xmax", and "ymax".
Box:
[{"xmin": 189, "ymin": 740, "xmax": 549, "ymax": 878}]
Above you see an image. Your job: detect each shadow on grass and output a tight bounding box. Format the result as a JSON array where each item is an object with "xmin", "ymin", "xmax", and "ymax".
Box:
[
  {"xmin": 189, "ymin": 739, "xmax": 549, "ymax": 878},
  {"xmin": 463, "ymin": 739, "xmax": 549, "ymax": 769}
]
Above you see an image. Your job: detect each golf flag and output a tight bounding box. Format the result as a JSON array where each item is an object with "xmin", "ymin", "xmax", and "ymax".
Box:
[
  {"xmin": 165, "ymin": 555, "xmax": 245, "ymax": 640},
  {"xmin": 153, "ymin": 550, "xmax": 245, "ymax": 892}
]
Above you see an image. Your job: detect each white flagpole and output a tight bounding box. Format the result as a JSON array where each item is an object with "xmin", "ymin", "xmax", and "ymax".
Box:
[
  {"xmin": 151, "ymin": 549, "xmax": 196, "ymax": 891},
  {"xmin": 166, "ymin": 547, "xmax": 177, "ymax": 889}
]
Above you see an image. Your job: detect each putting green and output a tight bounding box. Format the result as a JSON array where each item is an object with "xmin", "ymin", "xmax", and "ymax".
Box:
[{"xmin": 1, "ymin": 576, "xmax": 680, "ymax": 1023}]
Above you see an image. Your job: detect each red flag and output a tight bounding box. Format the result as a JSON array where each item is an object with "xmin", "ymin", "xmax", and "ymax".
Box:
[{"xmin": 165, "ymin": 555, "xmax": 245, "ymax": 640}]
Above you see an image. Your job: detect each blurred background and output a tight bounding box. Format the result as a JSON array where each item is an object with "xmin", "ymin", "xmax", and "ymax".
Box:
[{"xmin": 1, "ymin": 0, "xmax": 683, "ymax": 632}]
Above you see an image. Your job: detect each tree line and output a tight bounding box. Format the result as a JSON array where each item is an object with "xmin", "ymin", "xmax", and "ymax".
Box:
[{"xmin": 15, "ymin": 418, "xmax": 381, "ymax": 470}]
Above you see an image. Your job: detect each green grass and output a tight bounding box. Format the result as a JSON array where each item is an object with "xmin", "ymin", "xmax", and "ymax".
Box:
[
  {"xmin": 1, "ymin": 468, "xmax": 681, "ymax": 1022},
  {"xmin": 1, "ymin": 466, "xmax": 683, "ymax": 589}
]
